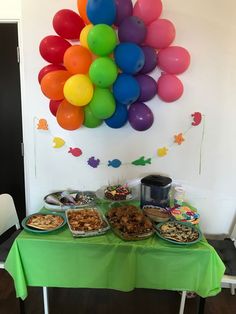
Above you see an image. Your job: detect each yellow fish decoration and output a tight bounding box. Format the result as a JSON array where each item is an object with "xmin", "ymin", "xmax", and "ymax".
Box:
[
  {"xmin": 53, "ymin": 137, "xmax": 65, "ymax": 148},
  {"xmin": 157, "ymin": 147, "xmax": 168, "ymax": 157},
  {"xmin": 37, "ymin": 119, "xmax": 48, "ymax": 130}
]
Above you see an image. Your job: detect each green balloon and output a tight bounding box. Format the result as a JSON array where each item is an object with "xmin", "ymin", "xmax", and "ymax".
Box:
[
  {"xmin": 89, "ymin": 88, "xmax": 116, "ymax": 119},
  {"xmin": 83, "ymin": 104, "xmax": 103, "ymax": 128},
  {"xmin": 88, "ymin": 24, "xmax": 117, "ymax": 56},
  {"xmin": 89, "ymin": 57, "xmax": 118, "ymax": 88}
]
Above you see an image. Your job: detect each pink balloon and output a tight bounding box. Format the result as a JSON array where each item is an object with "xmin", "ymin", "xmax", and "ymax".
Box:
[
  {"xmin": 157, "ymin": 46, "xmax": 191, "ymax": 74},
  {"xmin": 145, "ymin": 19, "xmax": 176, "ymax": 49},
  {"xmin": 133, "ymin": 0, "xmax": 163, "ymax": 25},
  {"xmin": 157, "ymin": 73, "xmax": 184, "ymax": 102}
]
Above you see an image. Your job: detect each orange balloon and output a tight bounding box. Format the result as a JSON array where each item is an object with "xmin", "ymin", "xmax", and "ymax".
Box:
[
  {"xmin": 56, "ymin": 100, "xmax": 84, "ymax": 130},
  {"xmin": 63, "ymin": 45, "xmax": 93, "ymax": 75},
  {"xmin": 77, "ymin": 0, "xmax": 90, "ymax": 24},
  {"xmin": 41, "ymin": 70, "xmax": 71, "ymax": 100}
]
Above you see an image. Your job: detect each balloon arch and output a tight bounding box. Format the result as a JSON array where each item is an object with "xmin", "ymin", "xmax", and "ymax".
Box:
[{"xmin": 38, "ymin": 0, "xmax": 191, "ymax": 132}]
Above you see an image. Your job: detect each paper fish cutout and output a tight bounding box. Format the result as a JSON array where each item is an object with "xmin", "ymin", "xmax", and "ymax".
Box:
[
  {"xmin": 174, "ymin": 133, "xmax": 185, "ymax": 145},
  {"xmin": 53, "ymin": 137, "xmax": 65, "ymax": 148},
  {"xmin": 108, "ymin": 159, "xmax": 122, "ymax": 168},
  {"xmin": 37, "ymin": 119, "xmax": 48, "ymax": 130},
  {"xmin": 68, "ymin": 147, "xmax": 82, "ymax": 157},
  {"xmin": 132, "ymin": 156, "xmax": 152, "ymax": 166},
  {"xmin": 191, "ymin": 112, "xmax": 202, "ymax": 126},
  {"xmin": 87, "ymin": 156, "xmax": 100, "ymax": 168},
  {"xmin": 157, "ymin": 147, "xmax": 168, "ymax": 157}
]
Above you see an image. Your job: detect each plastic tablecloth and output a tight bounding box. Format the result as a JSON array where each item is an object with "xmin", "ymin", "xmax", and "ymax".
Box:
[{"xmin": 5, "ymin": 205, "xmax": 225, "ymax": 300}]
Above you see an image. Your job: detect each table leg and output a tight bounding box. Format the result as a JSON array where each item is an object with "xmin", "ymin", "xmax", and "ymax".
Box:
[
  {"xmin": 43, "ymin": 287, "xmax": 49, "ymax": 314},
  {"xmin": 19, "ymin": 298, "xmax": 25, "ymax": 314},
  {"xmin": 197, "ymin": 296, "xmax": 206, "ymax": 314},
  {"xmin": 179, "ymin": 291, "xmax": 187, "ymax": 314}
]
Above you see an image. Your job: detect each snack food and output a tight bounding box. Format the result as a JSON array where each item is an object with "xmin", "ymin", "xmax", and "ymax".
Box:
[
  {"xmin": 26, "ymin": 214, "xmax": 64, "ymax": 230},
  {"xmin": 67, "ymin": 208, "xmax": 103, "ymax": 232},
  {"xmin": 106, "ymin": 204, "xmax": 153, "ymax": 240},
  {"xmin": 156, "ymin": 221, "xmax": 200, "ymax": 244},
  {"xmin": 143, "ymin": 206, "xmax": 170, "ymax": 222},
  {"xmin": 104, "ymin": 185, "xmax": 132, "ymax": 201}
]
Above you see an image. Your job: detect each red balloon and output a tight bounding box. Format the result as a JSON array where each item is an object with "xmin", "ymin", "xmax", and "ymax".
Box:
[
  {"xmin": 53, "ymin": 9, "xmax": 85, "ymax": 40},
  {"xmin": 38, "ymin": 64, "xmax": 66, "ymax": 83},
  {"xmin": 145, "ymin": 19, "xmax": 176, "ymax": 49},
  {"xmin": 49, "ymin": 99, "xmax": 63, "ymax": 116},
  {"xmin": 39, "ymin": 35, "xmax": 71, "ymax": 64},
  {"xmin": 157, "ymin": 73, "xmax": 184, "ymax": 102},
  {"xmin": 157, "ymin": 46, "xmax": 191, "ymax": 74}
]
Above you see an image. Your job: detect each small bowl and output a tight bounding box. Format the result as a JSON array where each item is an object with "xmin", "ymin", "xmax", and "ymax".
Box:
[{"xmin": 142, "ymin": 205, "xmax": 171, "ymax": 223}]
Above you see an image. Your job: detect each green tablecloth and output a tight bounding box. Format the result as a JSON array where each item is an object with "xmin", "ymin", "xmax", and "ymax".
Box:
[{"xmin": 5, "ymin": 205, "xmax": 225, "ymax": 300}]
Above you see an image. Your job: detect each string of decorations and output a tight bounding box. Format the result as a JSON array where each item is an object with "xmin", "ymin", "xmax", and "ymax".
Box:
[{"xmin": 36, "ymin": 111, "xmax": 203, "ymax": 169}]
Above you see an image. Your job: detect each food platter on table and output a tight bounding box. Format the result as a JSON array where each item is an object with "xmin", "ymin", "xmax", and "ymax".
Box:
[
  {"xmin": 142, "ymin": 205, "xmax": 171, "ymax": 222},
  {"xmin": 95, "ymin": 184, "xmax": 137, "ymax": 203},
  {"xmin": 170, "ymin": 205, "xmax": 200, "ymax": 225},
  {"xmin": 21, "ymin": 212, "xmax": 66, "ymax": 233},
  {"xmin": 66, "ymin": 207, "xmax": 110, "ymax": 237},
  {"xmin": 155, "ymin": 221, "xmax": 202, "ymax": 245},
  {"xmin": 106, "ymin": 204, "xmax": 154, "ymax": 241},
  {"xmin": 43, "ymin": 190, "xmax": 97, "ymax": 211}
]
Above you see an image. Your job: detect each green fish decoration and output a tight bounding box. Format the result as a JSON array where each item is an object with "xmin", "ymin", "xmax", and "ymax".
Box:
[{"xmin": 132, "ymin": 156, "xmax": 152, "ymax": 166}]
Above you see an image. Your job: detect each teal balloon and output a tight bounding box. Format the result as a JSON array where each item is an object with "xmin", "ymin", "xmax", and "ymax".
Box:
[
  {"xmin": 89, "ymin": 57, "xmax": 118, "ymax": 88},
  {"xmin": 83, "ymin": 104, "xmax": 103, "ymax": 128},
  {"xmin": 88, "ymin": 24, "xmax": 117, "ymax": 56},
  {"xmin": 89, "ymin": 88, "xmax": 116, "ymax": 119}
]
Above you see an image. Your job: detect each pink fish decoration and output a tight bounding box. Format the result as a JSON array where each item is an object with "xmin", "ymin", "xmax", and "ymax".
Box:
[{"xmin": 68, "ymin": 147, "xmax": 82, "ymax": 157}]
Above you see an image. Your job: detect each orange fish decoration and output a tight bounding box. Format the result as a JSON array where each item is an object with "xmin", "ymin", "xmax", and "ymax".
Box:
[
  {"xmin": 174, "ymin": 133, "xmax": 185, "ymax": 145},
  {"xmin": 37, "ymin": 119, "xmax": 48, "ymax": 130},
  {"xmin": 68, "ymin": 147, "xmax": 82, "ymax": 157}
]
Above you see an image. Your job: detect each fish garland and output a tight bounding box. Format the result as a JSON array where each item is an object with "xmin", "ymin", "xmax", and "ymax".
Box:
[{"xmin": 36, "ymin": 112, "xmax": 203, "ymax": 169}]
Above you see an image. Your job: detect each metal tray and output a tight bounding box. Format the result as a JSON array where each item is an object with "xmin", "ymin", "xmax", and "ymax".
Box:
[{"xmin": 66, "ymin": 207, "xmax": 110, "ymax": 237}]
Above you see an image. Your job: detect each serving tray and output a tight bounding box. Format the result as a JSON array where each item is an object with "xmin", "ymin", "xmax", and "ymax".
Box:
[
  {"xmin": 21, "ymin": 212, "xmax": 66, "ymax": 233},
  {"xmin": 66, "ymin": 207, "xmax": 110, "ymax": 237},
  {"xmin": 44, "ymin": 190, "xmax": 97, "ymax": 211},
  {"xmin": 155, "ymin": 221, "xmax": 202, "ymax": 245}
]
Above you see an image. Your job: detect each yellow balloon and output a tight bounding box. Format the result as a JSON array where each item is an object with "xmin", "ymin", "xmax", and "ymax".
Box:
[
  {"xmin": 80, "ymin": 24, "xmax": 93, "ymax": 49},
  {"xmin": 63, "ymin": 74, "xmax": 94, "ymax": 107}
]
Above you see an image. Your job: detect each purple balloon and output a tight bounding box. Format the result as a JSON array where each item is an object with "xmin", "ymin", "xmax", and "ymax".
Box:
[
  {"xmin": 136, "ymin": 74, "xmax": 157, "ymax": 102},
  {"xmin": 118, "ymin": 16, "xmax": 147, "ymax": 44},
  {"xmin": 139, "ymin": 46, "xmax": 157, "ymax": 74},
  {"xmin": 114, "ymin": 0, "xmax": 133, "ymax": 26},
  {"xmin": 128, "ymin": 102, "xmax": 154, "ymax": 131}
]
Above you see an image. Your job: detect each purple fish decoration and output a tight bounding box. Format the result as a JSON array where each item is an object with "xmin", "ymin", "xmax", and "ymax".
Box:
[{"xmin": 87, "ymin": 156, "xmax": 100, "ymax": 168}]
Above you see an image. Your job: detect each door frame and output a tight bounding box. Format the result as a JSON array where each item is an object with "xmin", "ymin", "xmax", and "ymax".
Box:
[{"xmin": 0, "ymin": 19, "xmax": 29, "ymax": 213}]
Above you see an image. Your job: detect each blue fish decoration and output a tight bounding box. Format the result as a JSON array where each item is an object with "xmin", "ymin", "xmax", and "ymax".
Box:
[{"xmin": 108, "ymin": 159, "xmax": 122, "ymax": 168}]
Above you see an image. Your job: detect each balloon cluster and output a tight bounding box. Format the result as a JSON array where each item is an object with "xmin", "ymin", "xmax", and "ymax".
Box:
[{"xmin": 38, "ymin": 0, "xmax": 190, "ymax": 132}]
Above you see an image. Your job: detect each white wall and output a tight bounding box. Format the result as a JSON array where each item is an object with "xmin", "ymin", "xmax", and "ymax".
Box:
[
  {"xmin": 3, "ymin": 0, "xmax": 236, "ymax": 234},
  {"xmin": 0, "ymin": 0, "xmax": 20, "ymax": 19}
]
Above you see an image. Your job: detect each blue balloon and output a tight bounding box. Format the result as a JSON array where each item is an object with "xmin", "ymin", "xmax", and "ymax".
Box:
[
  {"xmin": 113, "ymin": 74, "xmax": 140, "ymax": 105},
  {"xmin": 86, "ymin": 0, "xmax": 116, "ymax": 25},
  {"xmin": 105, "ymin": 102, "xmax": 128, "ymax": 128},
  {"xmin": 114, "ymin": 43, "xmax": 145, "ymax": 74}
]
